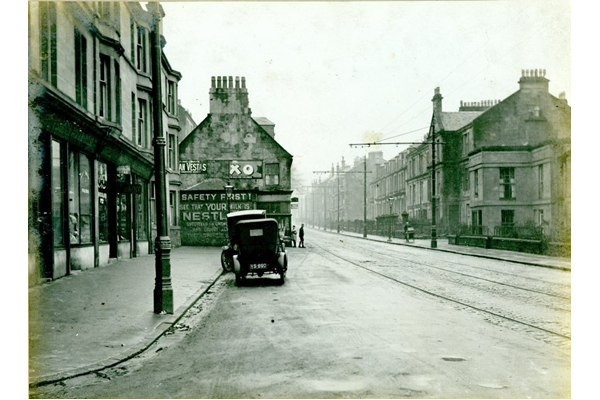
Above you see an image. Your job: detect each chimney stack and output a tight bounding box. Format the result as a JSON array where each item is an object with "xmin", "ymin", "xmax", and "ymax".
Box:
[
  {"xmin": 209, "ymin": 75, "xmax": 251, "ymax": 115},
  {"xmin": 519, "ymin": 68, "xmax": 549, "ymax": 93},
  {"xmin": 432, "ymin": 87, "xmax": 443, "ymax": 115}
]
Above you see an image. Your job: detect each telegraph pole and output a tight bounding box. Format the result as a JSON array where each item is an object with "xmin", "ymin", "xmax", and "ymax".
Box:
[
  {"xmin": 149, "ymin": 2, "xmax": 173, "ymax": 314},
  {"xmin": 430, "ymin": 115, "xmax": 438, "ymax": 248},
  {"xmin": 363, "ymin": 156, "xmax": 367, "ymax": 238}
]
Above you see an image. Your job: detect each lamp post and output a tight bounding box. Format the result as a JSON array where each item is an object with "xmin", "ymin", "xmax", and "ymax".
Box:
[
  {"xmin": 149, "ymin": 2, "xmax": 173, "ymax": 314},
  {"xmin": 387, "ymin": 197, "xmax": 393, "ymax": 242}
]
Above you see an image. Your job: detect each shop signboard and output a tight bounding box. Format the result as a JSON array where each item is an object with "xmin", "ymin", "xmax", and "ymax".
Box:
[{"xmin": 179, "ymin": 160, "xmax": 208, "ymax": 174}]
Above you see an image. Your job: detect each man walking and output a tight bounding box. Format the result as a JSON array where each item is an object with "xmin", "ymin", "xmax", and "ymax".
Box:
[{"xmin": 298, "ymin": 224, "xmax": 305, "ymax": 248}]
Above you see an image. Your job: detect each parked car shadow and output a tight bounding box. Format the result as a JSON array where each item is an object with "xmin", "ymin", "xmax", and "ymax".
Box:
[{"xmin": 234, "ymin": 276, "xmax": 285, "ymax": 287}]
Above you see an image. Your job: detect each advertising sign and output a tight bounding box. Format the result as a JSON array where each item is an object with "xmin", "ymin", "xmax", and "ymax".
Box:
[
  {"xmin": 179, "ymin": 160, "xmax": 208, "ymax": 174},
  {"xmin": 180, "ymin": 190, "xmax": 256, "ymax": 246},
  {"xmin": 229, "ymin": 160, "xmax": 263, "ymax": 179}
]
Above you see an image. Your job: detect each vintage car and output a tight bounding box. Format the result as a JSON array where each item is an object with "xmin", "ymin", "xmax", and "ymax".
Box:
[
  {"xmin": 232, "ymin": 218, "xmax": 288, "ymax": 286},
  {"xmin": 221, "ymin": 210, "xmax": 267, "ymax": 272}
]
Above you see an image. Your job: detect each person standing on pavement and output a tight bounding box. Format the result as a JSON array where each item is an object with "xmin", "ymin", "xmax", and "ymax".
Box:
[
  {"xmin": 291, "ymin": 225, "xmax": 297, "ymax": 247},
  {"xmin": 298, "ymin": 224, "xmax": 305, "ymax": 248}
]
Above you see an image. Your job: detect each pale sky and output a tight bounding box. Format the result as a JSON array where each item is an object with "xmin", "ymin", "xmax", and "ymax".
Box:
[{"xmin": 159, "ymin": 0, "xmax": 571, "ymax": 187}]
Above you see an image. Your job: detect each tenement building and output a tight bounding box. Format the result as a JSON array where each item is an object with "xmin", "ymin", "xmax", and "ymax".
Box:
[
  {"xmin": 178, "ymin": 76, "xmax": 294, "ymax": 246},
  {"xmin": 28, "ymin": 2, "xmax": 186, "ymax": 286},
  {"xmin": 369, "ymin": 69, "xmax": 570, "ymax": 243}
]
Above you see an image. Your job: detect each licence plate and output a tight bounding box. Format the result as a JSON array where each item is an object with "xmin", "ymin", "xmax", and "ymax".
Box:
[{"xmin": 249, "ymin": 263, "xmax": 267, "ymax": 270}]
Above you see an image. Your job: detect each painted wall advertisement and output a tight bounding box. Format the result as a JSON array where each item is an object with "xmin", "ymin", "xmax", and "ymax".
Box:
[{"xmin": 180, "ymin": 190, "xmax": 256, "ymax": 246}]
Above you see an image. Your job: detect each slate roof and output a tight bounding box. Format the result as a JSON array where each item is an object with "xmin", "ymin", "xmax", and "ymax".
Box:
[
  {"xmin": 439, "ymin": 111, "xmax": 483, "ymax": 131},
  {"xmin": 253, "ymin": 117, "xmax": 275, "ymax": 126}
]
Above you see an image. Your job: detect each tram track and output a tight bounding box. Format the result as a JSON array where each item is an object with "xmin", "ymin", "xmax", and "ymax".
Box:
[
  {"xmin": 364, "ymin": 248, "xmax": 570, "ymax": 300},
  {"xmin": 311, "ymin": 241, "xmax": 571, "ymax": 341}
]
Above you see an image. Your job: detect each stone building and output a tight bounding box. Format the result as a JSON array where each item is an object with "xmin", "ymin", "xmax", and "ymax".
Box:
[
  {"xmin": 178, "ymin": 76, "xmax": 293, "ymax": 246},
  {"xmin": 459, "ymin": 69, "xmax": 571, "ymax": 241},
  {"xmin": 28, "ymin": 2, "xmax": 185, "ymax": 286},
  {"xmin": 369, "ymin": 69, "xmax": 571, "ymax": 244}
]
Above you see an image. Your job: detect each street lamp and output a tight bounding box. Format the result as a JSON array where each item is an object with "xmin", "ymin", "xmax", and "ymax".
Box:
[{"xmin": 387, "ymin": 197, "xmax": 393, "ymax": 242}]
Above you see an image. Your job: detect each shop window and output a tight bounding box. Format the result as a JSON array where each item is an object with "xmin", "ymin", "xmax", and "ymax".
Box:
[
  {"xmin": 52, "ymin": 140, "xmax": 64, "ymax": 245},
  {"xmin": 98, "ymin": 161, "xmax": 109, "ymax": 243},
  {"xmin": 68, "ymin": 151, "xmax": 92, "ymax": 244},
  {"xmin": 117, "ymin": 173, "xmax": 130, "ymax": 241},
  {"xmin": 79, "ymin": 155, "xmax": 92, "ymax": 243},
  {"xmin": 136, "ymin": 184, "xmax": 148, "ymax": 240},
  {"xmin": 265, "ymin": 163, "xmax": 280, "ymax": 186}
]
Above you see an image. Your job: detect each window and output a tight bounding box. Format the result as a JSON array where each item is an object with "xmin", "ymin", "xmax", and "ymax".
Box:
[
  {"xmin": 130, "ymin": 17, "xmax": 135, "ymax": 66},
  {"xmin": 472, "ymin": 210, "xmax": 483, "ymax": 235},
  {"xmin": 99, "ymin": 55, "xmax": 111, "ymax": 119},
  {"xmin": 137, "ymin": 26, "xmax": 147, "ymax": 72},
  {"xmin": 463, "ymin": 132, "xmax": 470, "ymax": 155},
  {"xmin": 114, "ymin": 61, "xmax": 121, "ymax": 124},
  {"xmin": 98, "ymin": 161, "xmax": 109, "ymax": 243},
  {"xmin": 170, "ymin": 191, "xmax": 177, "ymax": 226},
  {"xmin": 462, "ymin": 168, "xmax": 469, "ymax": 191},
  {"xmin": 52, "ymin": 140, "xmax": 64, "ymax": 245},
  {"xmin": 168, "ymin": 134, "xmax": 176, "ymax": 170},
  {"xmin": 501, "ymin": 210, "xmax": 515, "ymax": 226},
  {"xmin": 265, "ymin": 163, "xmax": 280, "ymax": 185},
  {"xmin": 116, "ymin": 173, "xmax": 130, "ymax": 241},
  {"xmin": 131, "ymin": 93, "xmax": 136, "ymax": 143},
  {"xmin": 40, "ymin": 1, "xmax": 57, "ymax": 86},
  {"xmin": 68, "ymin": 151, "xmax": 92, "ymax": 244},
  {"xmin": 137, "ymin": 98, "xmax": 148, "ymax": 147},
  {"xmin": 74, "ymin": 28, "xmax": 88, "ymax": 108},
  {"xmin": 419, "ymin": 181, "xmax": 424, "ymax": 204},
  {"xmin": 500, "ymin": 167, "xmax": 516, "ymax": 200},
  {"xmin": 167, "ymin": 81, "xmax": 176, "ymax": 114},
  {"xmin": 474, "ymin": 169, "xmax": 479, "ymax": 198},
  {"xmin": 136, "ymin": 182, "xmax": 148, "ymax": 240},
  {"xmin": 538, "ymin": 164, "xmax": 544, "ymax": 199},
  {"xmin": 535, "ymin": 209, "xmax": 545, "ymax": 226}
]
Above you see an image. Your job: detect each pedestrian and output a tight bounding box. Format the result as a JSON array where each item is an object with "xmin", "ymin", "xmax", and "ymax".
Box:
[
  {"xmin": 291, "ymin": 225, "xmax": 297, "ymax": 247},
  {"xmin": 298, "ymin": 224, "xmax": 305, "ymax": 248},
  {"xmin": 404, "ymin": 221, "xmax": 409, "ymax": 242}
]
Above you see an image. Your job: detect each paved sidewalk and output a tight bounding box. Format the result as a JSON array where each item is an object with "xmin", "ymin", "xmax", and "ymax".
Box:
[
  {"xmin": 28, "ymin": 246, "xmax": 224, "ymax": 387},
  {"xmin": 315, "ymin": 228, "xmax": 571, "ymax": 271}
]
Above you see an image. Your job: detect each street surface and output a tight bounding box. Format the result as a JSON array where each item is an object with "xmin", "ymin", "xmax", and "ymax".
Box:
[{"xmin": 31, "ymin": 228, "xmax": 571, "ymax": 398}]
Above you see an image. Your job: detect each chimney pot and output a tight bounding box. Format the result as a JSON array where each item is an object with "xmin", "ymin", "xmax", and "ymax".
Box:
[
  {"xmin": 235, "ymin": 76, "xmax": 240, "ymax": 89},
  {"xmin": 229, "ymin": 76, "xmax": 233, "ymax": 89},
  {"xmin": 211, "ymin": 76, "xmax": 216, "ymax": 88},
  {"xmin": 217, "ymin": 76, "xmax": 222, "ymax": 89},
  {"xmin": 241, "ymin": 77, "xmax": 246, "ymax": 89}
]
